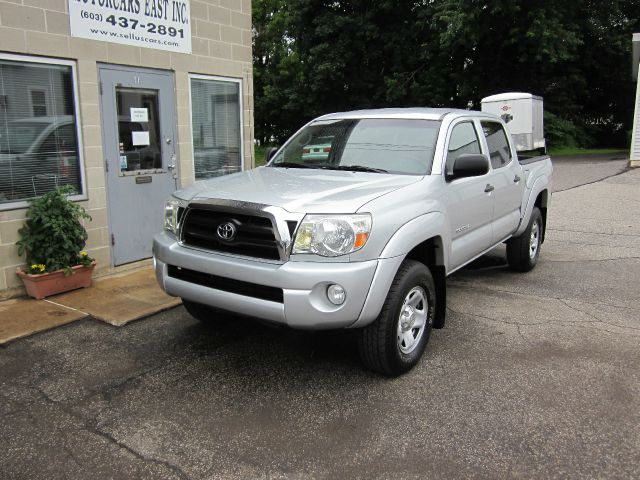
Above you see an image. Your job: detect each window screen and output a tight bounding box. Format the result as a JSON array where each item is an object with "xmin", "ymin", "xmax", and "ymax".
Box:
[
  {"xmin": 191, "ymin": 78, "xmax": 242, "ymax": 180},
  {"xmin": 0, "ymin": 59, "xmax": 82, "ymax": 205},
  {"xmin": 446, "ymin": 122, "xmax": 481, "ymax": 175},
  {"xmin": 481, "ymin": 121, "xmax": 513, "ymax": 169}
]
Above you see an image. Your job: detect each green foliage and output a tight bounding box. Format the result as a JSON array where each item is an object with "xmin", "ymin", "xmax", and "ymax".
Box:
[
  {"xmin": 253, "ymin": 0, "xmax": 640, "ymax": 149},
  {"xmin": 544, "ymin": 111, "xmax": 592, "ymax": 149},
  {"xmin": 16, "ymin": 186, "xmax": 93, "ymax": 274}
]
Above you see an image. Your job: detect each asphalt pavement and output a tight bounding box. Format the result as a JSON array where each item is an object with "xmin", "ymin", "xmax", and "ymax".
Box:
[{"xmin": 1, "ymin": 155, "xmax": 638, "ymax": 479}]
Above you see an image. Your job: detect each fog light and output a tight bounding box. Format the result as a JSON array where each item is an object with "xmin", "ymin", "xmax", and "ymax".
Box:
[{"xmin": 327, "ymin": 284, "xmax": 346, "ymax": 305}]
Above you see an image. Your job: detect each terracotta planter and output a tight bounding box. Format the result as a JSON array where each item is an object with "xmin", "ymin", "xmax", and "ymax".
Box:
[{"xmin": 16, "ymin": 262, "xmax": 96, "ymax": 300}]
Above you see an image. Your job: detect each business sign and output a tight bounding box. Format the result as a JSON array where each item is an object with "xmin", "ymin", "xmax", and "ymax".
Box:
[{"xmin": 69, "ymin": 0, "xmax": 192, "ymax": 54}]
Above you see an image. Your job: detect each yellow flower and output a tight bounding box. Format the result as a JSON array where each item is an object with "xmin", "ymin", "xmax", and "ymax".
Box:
[
  {"xmin": 39, "ymin": 264, "xmax": 46, "ymax": 272},
  {"xmin": 80, "ymin": 251, "xmax": 88, "ymax": 257},
  {"xmin": 31, "ymin": 264, "xmax": 38, "ymax": 270}
]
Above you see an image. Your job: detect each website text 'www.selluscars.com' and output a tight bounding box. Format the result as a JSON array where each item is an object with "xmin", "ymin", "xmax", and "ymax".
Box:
[{"xmin": 89, "ymin": 29, "xmax": 180, "ymax": 47}]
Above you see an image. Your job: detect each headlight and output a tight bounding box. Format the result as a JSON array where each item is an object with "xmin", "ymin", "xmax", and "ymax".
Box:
[
  {"xmin": 164, "ymin": 196, "xmax": 186, "ymax": 235},
  {"xmin": 293, "ymin": 214, "xmax": 372, "ymax": 256}
]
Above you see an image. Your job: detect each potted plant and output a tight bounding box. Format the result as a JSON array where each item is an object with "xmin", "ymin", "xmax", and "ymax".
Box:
[{"xmin": 16, "ymin": 186, "xmax": 96, "ymax": 299}]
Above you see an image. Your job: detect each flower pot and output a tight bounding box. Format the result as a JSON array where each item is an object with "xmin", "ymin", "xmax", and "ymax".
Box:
[{"xmin": 16, "ymin": 261, "xmax": 96, "ymax": 300}]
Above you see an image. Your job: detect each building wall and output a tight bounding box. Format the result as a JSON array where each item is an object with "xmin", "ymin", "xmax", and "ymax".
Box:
[
  {"xmin": 0, "ymin": 0, "xmax": 254, "ymax": 298},
  {"xmin": 632, "ymin": 34, "xmax": 640, "ymax": 167},
  {"xmin": 632, "ymin": 72, "xmax": 640, "ymax": 165}
]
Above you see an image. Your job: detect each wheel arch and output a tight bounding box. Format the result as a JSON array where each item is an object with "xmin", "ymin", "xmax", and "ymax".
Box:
[
  {"xmin": 404, "ymin": 237, "xmax": 447, "ymax": 329},
  {"xmin": 352, "ymin": 213, "xmax": 449, "ymax": 329},
  {"xmin": 515, "ymin": 177, "xmax": 550, "ymax": 239},
  {"xmin": 534, "ymin": 189, "xmax": 549, "ymax": 243}
]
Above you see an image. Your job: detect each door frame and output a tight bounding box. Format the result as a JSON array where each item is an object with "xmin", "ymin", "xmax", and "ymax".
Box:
[
  {"xmin": 188, "ymin": 73, "xmax": 244, "ymax": 182},
  {"xmin": 441, "ymin": 117, "xmax": 495, "ymax": 270},
  {"xmin": 97, "ymin": 63, "xmax": 179, "ymax": 267}
]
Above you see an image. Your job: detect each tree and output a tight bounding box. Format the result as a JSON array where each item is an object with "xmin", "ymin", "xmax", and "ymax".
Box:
[
  {"xmin": 253, "ymin": 0, "xmax": 640, "ymax": 148},
  {"xmin": 252, "ymin": 0, "xmax": 304, "ymax": 144}
]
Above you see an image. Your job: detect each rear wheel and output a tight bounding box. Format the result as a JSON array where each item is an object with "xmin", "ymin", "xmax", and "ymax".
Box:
[
  {"xmin": 357, "ymin": 260, "xmax": 436, "ymax": 377},
  {"xmin": 181, "ymin": 299, "xmax": 233, "ymax": 325},
  {"xmin": 507, "ymin": 207, "xmax": 543, "ymax": 272}
]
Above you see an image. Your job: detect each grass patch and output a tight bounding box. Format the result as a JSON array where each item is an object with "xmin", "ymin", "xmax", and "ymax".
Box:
[
  {"xmin": 548, "ymin": 147, "xmax": 627, "ymax": 157},
  {"xmin": 254, "ymin": 144, "xmax": 280, "ymax": 166},
  {"xmin": 254, "ymin": 145, "xmax": 267, "ymax": 166}
]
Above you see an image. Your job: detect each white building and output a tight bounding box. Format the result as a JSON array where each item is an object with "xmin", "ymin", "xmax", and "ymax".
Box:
[{"xmin": 631, "ymin": 33, "xmax": 640, "ymax": 167}]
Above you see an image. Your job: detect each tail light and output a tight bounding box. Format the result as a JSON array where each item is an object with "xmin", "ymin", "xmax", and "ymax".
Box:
[
  {"xmin": 303, "ymin": 148, "xmax": 310, "ymax": 154},
  {"xmin": 323, "ymin": 147, "xmax": 332, "ymax": 153}
]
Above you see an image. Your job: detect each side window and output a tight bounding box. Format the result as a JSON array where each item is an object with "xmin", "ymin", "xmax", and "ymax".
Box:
[
  {"xmin": 0, "ymin": 57, "xmax": 84, "ymax": 207},
  {"xmin": 481, "ymin": 121, "xmax": 513, "ymax": 169},
  {"xmin": 190, "ymin": 77, "xmax": 242, "ymax": 180},
  {"xmin": 445, "ymin": 121, "xmax": 481, "ymax": 175}
]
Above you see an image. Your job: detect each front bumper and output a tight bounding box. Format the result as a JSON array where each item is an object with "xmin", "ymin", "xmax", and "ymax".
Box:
[{"xmin": 153, "ymin": 232, "xmax": 386, "ymax": 329}]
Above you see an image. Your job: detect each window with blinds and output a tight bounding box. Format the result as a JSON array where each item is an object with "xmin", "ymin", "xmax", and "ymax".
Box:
[
  {"xmin": 0, "ymin": 58, "xmax": 83, "ymax": 207},
  {"xmin": 190, "ymin": 77, "xmax": 242, "ymax": 180}
]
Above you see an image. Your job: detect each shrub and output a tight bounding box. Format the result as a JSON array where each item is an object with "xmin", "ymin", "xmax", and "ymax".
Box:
[
  {"xmin": 16, "ymin": 186, "xmax": 93, "ymax": 274},
  {"xmin": 544, "ymin": 111, "xmax": 593, "ymax": 149}
]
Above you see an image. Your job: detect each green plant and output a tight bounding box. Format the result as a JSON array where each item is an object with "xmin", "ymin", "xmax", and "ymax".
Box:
[
  {"xmin": 544, "ymin": 111, "xmax": 593, "ymax": 150},
  {"xmin": 17, "ymin": 186, "xmax": 94, "ymax": 275}
]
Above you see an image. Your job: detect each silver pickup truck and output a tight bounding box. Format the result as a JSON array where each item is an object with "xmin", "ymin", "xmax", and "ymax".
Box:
[{"xmin": 154, "ymin": 108, "xmax": 552, "ymax": 376}]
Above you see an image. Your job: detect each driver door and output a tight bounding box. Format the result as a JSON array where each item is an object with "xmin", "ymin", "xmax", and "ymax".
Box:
[{"xmin": 443, "ymin": 120, "xmax": 495, "ymax": 270}]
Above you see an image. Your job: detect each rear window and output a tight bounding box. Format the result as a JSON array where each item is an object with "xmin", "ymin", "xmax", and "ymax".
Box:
[{"xmin": 481, "ymin": 121, "xmax": 513, "ymax": 169}]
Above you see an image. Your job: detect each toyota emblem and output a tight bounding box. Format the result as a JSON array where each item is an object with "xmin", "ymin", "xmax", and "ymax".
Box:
[{"xmin": 217, "ymin": 222, "xmax": 237, "ymax": 241}]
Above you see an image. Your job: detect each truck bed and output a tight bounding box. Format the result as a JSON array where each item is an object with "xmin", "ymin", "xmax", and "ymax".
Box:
[{"xmin": 518, "ymin": 154, "xmax": 551, "ymax": 165}]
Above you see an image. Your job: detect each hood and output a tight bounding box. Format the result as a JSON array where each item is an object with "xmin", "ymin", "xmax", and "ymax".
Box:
[{"xmin": 177, "ymin": 166, "xmax": 422, "ymax": 213}]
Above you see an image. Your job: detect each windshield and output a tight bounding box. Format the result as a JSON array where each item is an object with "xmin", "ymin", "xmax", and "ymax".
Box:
[
  {"xmin": 0, "ymin": 122, "xmax": 49, "ymax": 154},
  {"xmin": 270, "ymin": 118, "xmax": 440, "ymax": 175}
]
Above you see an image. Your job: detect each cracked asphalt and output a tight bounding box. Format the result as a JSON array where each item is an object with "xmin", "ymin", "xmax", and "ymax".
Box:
[{"xmin": 1, "ymin": 156, "xmax": 639, "ymax": 479}]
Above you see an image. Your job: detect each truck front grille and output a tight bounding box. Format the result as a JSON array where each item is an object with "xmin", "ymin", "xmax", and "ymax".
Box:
[
  {"xmin": 168, "ymin": 265, "xmax": 284, "ymax": 303},
  {"xmin": 181, "ymin": 207, "xmax": 281, "ymax": 260}
]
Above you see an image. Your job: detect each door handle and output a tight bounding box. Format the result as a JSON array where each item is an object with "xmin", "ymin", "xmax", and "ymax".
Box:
[
  {"xmin": 484, "ymin": 184, "xmax": 495, "ymax": 193},
  {"xmin": 514, "ymin": 175, "xmax": 521, "ymax": 183}
]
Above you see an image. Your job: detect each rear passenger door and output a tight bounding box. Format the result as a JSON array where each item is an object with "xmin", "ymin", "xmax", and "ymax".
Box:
[
  {"xmin": 480, "ymin": 121, "xmax": 524, "ymax": 243},
  {"xmin": 444, "ymin": 120, "xmax": 495, "ymax": 270}
]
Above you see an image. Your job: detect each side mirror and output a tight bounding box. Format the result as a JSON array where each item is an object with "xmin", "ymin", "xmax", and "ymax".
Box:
[
  {"xmin": 448, "ymin": 154, "xmax": 489, "ymax": 180},
  {"xmin": 265, "ymin": 147, "xmax": 278, "ymax": 164}
]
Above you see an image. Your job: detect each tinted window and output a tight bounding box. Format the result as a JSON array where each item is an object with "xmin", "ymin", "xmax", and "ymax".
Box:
[
  {"xmin": 446, "ymin": 122, "xmax": 481, "ymax": 175},
  {"xmin": 481, "ymin": 121, "xmax": 512, "ymax": 169}
]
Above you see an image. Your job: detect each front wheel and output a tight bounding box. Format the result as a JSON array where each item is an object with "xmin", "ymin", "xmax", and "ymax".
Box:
[
  {"xmin": 507, "ymin": 207, "xmax": 543, "ymax": 272},
  {"xmin": 357, "ymin": 260, "xmax": 436, "ymax": 377}
]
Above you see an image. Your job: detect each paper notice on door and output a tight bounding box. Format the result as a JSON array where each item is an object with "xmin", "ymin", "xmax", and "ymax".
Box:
[
  {"xmin": 130, "ymin": 108, "xmax": 148, "ymax": 122},
  {"xmin": 132, "ymin": 131, "xmax": 150, "ymax": 146}
]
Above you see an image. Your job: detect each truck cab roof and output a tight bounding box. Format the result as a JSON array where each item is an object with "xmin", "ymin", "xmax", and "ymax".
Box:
[{"xmin": 316, "ymin": 107, "xmax": 500, "ymax": 122}]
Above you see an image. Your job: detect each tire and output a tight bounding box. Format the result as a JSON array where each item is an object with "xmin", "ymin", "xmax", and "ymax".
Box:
[
  {"xmin": 181, "ymin": 299, "xmax": 233, "ymax": 325},
  {"xmin": 507, "ymin": 207, "xmax": 543, "ymax": 272},
  {"xmin": 357, "ymin": 260, "xmax": 436, "ymax": 377}
]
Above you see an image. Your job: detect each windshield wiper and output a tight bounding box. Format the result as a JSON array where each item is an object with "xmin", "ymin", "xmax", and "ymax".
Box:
[
  {"xmin": 270, "ymin": 162, "xmax": 316, "ymax": 169},
  {"xmin": 322, "ymin": 165, "xmax": 389, "ymax": 173},
  {"xmin": 270, "ymin": 162, "xmax": 388, "ymax": 173}
]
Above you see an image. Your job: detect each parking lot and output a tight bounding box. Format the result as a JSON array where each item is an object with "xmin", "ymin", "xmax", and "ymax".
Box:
[{"xmin": 1, "ymin": 155, "xmax": 638, "ymax": 479}]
